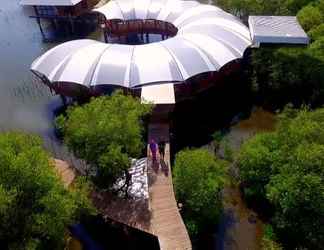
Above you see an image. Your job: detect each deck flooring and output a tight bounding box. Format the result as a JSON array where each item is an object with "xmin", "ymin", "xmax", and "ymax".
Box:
[
  {"xmin": 53, "ymin": 158, "xmax": 76, "ymax": 187},
  {"xmin": 148, "ymin": 123, "xmax": 192, "ymax": 250}
]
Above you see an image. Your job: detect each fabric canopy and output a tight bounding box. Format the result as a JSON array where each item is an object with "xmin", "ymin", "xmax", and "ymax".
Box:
[{"xmin": 31, "ymin": 0, "xmax": 252, "ymax": 89}]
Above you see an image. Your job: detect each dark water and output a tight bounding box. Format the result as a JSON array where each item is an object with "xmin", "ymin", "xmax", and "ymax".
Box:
[
  {"xmin": 68, "ymin": 216, "xmax": 160, "ymax": 250},
  {"xmin": 216, "ymin": 108, "xmax": 276, "ymax": 250}
]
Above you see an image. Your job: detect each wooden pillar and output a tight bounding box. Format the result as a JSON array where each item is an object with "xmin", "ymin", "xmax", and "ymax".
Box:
[
  {"xmin": 141, "ymin": 32, "xmax": 144, "ymax": 42},
  {"xmin": 60, "ymin": 94, "xmax": 67, "ymax": 107},
  {"xmin": 104, "ymin": 28, "xmax": 109, "ymax": 43},
  {"xmin": 69, "ymin": 15, "xmax": 75, "ymax": 35},
  {"xmin": 33, "ymin": 6, "xmax": 46, "ymax": 41}
]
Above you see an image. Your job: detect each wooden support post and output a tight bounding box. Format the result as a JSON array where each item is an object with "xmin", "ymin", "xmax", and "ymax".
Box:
[
  {"xmin": 104, "ymin": 29, "xmax": 108, "ymax": 43},
  {"xmin": 60, "ymin": 94, "xmax": 67, "ymax": 106},
  {"xmin": 33, "ymin": 6, "xmax": 46, "ymax": 41},
  {"xmin": 69, "ymin": 15, "xmax": 75, "ymax": 36},
  {"xmin": 50, "ymin": 19, "xmax": 56, "ymax": 30},
  {"xmin": 141, "ymin": 32, "xmax": 144, "ymax": 42}
]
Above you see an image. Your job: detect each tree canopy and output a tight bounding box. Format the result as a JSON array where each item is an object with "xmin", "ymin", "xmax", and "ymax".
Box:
[
  {"xmin": 297, "ymin": 4, "xmax": 323, "ymax": 31},
  {"xmin": 216, "ymin": 0, "xmax": 293, "ymax": 21},
  {"xmin": 237, "ymin": 107, "xmax": 324, "ymax": 249},
  {"xmin": 173, "ymin": 148, "xmax": 227, "ymax": 236},
  {"xmin": 56, "ymin": 91, "xmax": 152, "ymax": 190},
  {"xmin": 0, "ymin": 132, "xmax": 93, "ymax": 250}
]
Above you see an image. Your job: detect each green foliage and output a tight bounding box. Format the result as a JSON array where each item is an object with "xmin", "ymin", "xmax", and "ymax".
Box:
[
  {"xmin": 251, "ymin": 43, "xmax": 324, "ymax": 108},
  {"xmin": 56, "ymin": 91, "xmax": 152, "ymax": 190},
  {"xmin": 216, "ymin": 0, "xmax": 296, "ymax": 21},
  {"xmin": 96, "ymin": 144, "xmax": 130, "ymax": 189},
  {"xmin": 216, "ymin": 0, "xmax": 318, "ymax": 18},
  {"xmin": 238, "ymin": 107, "xmax": 324, "ymax": 248},
  {"xmin": 297, "ymin": 5, "xmax": 323, "ymax": 31},
  {"xmin": 238, "ymin": 133, "xmax": 279, "ymax": 198},
  {"xmin": 223, "ymin": 138, "xmax": 234, "ymax": 162},
  {"xmin": 212, "ymin": 131, "xmax": 223, "ymax": 153},
  {"xmin": 0, "ymin": 132, "xmax": 94, "ymax": 250},
  {"xmin": 261, "ymin": 224, "xmax": 282, "ymax": 250},
  {"xmin": 308, "ymin": 23, "xmax": 324, "ymax": 41},
  {"xmin": 262, "ymin": 235, "xmax": 283, "ymax": 250},
  {"xmin": 263, "ymin": 224, "xmax": 277, "ymax": 241},
  {"xmin": 173, "ymin": 148, "xmax": 227, "ymax": 236},
  {"xmin": 286, "ymin": 0, "xmax": 316, "ymax": 13}
]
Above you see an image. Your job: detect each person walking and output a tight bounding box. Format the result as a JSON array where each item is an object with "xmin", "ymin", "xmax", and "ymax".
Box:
[
  {"xmin": 149, "ymin": 139, "xmax": 158, "ymax": 163},
  {"xmin": 158, "ymin": 141, "xmax": 165, "ymax": 161}
]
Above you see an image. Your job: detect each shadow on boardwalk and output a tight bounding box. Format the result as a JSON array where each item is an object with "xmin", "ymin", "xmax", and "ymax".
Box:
[{"xmin": 90, "ymin": 190, "xmax": 152, "ymax": 234}]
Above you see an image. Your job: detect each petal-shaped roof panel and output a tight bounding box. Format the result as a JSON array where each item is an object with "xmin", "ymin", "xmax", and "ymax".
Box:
[
  {"xmin": 130, "ymin": 43, "xmax": 183, "ymax": 87},
  {"xmin": 31, "ymin": 39, "xmax": 95, "ymax": 78},
  {"xmin": 91, "ymin": 44, "xmax": 134, "ymax": 88},
  {"xmin": 51, "ymin": 42, "xmax": 108, "ymax": 85},
  {"xmin": 160, "ymin": 37, "xmax": 216, "ymax": 79}
]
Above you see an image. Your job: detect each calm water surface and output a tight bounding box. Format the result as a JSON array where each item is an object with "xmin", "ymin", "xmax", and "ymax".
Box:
[
  {"xmin": 216, "ymin": 108, "xmax": 276, "ymax": 250},
  {"xmin": 0, "ymin": 0, "xmax": 54, "ymax": 134}
]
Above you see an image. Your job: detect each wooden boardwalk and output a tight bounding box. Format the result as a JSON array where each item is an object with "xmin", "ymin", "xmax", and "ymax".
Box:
[
  {"xmin": 147, "ymin": 123, "xmax": 192, "ymax": 250},
  {"xmin": 53, "ymin": 158, "xmax": 76, "ymax": 187}
]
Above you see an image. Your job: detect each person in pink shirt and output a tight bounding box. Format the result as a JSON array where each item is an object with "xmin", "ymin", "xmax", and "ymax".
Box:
[{"xmin": 149, "ymin": 139, "xmax": 158, "ymax": 163}]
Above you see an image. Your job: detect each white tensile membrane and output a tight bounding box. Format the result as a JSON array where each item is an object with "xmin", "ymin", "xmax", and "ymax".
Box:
[{"xmin": 31, "ymin": 0, "xmax": 253, "ymax": 90}]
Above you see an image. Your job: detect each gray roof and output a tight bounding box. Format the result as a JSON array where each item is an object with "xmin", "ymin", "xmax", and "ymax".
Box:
[
  {"xmin": 248, "ymin": 16, "xmax": 309, "ymax": 46},
  {"xmin": 31, "ymin": 0, "xmax": 252, "ymax": 90}
]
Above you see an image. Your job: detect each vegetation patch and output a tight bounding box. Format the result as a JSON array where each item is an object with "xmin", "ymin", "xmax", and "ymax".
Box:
[
  {"xmin": 173, "ymin": 148, "xmax": 227, "ymax": 237},
  {"xmin": 0, "ymin": 132, "xmax": 94, "ymax": 249},
  {"xmin": 237, "ymin": 107, "xmax": 324, "ymax": 249}
]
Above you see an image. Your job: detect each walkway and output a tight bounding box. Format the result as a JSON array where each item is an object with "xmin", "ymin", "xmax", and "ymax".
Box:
[
  {"xmin": 147, "ymin": 123, "xmax": 192, "ymax": 250},
  {"xmin": 53, "ymin": 158, "xmax": 76, "ymax": 187}
]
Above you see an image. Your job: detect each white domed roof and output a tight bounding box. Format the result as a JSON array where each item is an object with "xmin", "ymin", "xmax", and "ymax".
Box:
[{"xmin": 31, "ymin": 0, "xmax": 252, "ymax": 89}]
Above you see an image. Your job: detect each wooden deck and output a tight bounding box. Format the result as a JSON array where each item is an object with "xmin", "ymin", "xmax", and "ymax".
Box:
[
  {"xmin": 147, "ymin": 123, "xmax": 192, "ymax": 250},
  {"xmin": 53, "ymin": 158, "xmax": 76, "ymax": 187}
]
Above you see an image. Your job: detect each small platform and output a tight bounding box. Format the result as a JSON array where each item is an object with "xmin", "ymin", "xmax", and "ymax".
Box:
[{"xmin": 249, "ymin": 16, "xmax": 309, "ymax": 47}]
